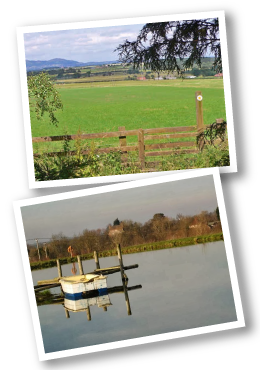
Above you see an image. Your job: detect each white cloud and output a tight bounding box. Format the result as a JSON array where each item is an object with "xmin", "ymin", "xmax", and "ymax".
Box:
[{"xmin": 23, "ymin": 24, "xmax": 144, "ymax": 62}]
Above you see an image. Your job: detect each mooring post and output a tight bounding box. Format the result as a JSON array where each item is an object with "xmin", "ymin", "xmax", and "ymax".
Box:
[
  {"xmin": 117, "ymin": 244, "xmax": 132, "ymax": 315},
  {"xmin": 94, "ymin": 251, "xmax": 100, "ymax": 270},
  {"xmin": 35, "ymin": 239, "xmax": 41, "ymax": 261},
  {"xmin": 57, "ymin": 259, "xmax": 62, "ymax": 278},
  {"xmin": 86, "ymin": 307, "xmax": 91, "ymax": 321},
  {"xmin": 64, "ymin": 308, "xmax": 70, "ymax": 319},
  {"xmin": 77, "ymin": 255, "xmax": 84, "ymax": 275}
]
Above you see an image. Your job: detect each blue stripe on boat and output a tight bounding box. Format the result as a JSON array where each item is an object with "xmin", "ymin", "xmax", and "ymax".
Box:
[
  {"xmin": 65, "ymin": 292, "xmax": 83, "ymax": 301},
  {"xmin": 98, "ymin": 287, "xmax": 108, "ymax": 295},
  {"xmin": 64, "ymin": 288, "xmax": 108, "ymax": 301}
]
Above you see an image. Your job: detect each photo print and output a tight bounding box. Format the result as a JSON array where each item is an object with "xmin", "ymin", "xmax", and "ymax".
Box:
[
  {"xmin": 17, "ymin": 11, "xmax": 237, "ymax": 188},
  {"xmin": 14, "ymin": 168, "xmax": 244, "ymax": 361}
]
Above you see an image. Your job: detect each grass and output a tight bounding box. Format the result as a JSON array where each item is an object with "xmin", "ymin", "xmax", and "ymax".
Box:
[
  {"xmin": 30, "ymin": 233, "xmax": 224, "ymax": 271},
  {"xmin": 31, "ymin": 79, "xmax": 225, "ymax": 153}
]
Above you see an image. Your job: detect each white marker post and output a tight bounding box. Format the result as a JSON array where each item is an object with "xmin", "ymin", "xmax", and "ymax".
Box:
[{"xmin": 196, "ymin": 91, "xmax": 205, "ymax": 150}]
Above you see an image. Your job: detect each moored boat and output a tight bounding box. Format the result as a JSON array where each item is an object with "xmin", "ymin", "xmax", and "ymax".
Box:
[{"xmin": 60, "ymin": 273, "xmax": 108, "ymax": 298}]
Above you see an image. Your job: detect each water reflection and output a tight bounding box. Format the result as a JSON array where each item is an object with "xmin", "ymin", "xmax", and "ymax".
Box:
[
  {"xmin": 34, "ymin": 245, "xmax": 142, "ymax": 319},
  {"xmin": 35, "ymin": 280, "xmax": 142, "ymax": 319},
  {"xmin": 33, "ymin": 242, "xmax": 237, "ymax": 353}
]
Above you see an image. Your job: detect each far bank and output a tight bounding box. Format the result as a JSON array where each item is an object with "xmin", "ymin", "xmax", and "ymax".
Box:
[{"xmin": 30, "ymin": 232, "xmax": 223, "ymax": 271}]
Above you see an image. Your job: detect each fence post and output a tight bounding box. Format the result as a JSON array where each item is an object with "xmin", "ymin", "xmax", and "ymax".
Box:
[
  {"xmin": 195, "ymin": 91, "xmax": 205, "ymax": 150},
  {"xmin": 138, "ymin": 129, "xmax": 145, "ymax": 170},
  {"xmin": 119, "ymin": 126, "xmax": 127, "ymax": 163}
]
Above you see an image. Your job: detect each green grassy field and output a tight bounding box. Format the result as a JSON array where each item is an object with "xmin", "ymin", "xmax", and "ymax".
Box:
[{"xmin": 31, "ymin": 78, "xmax": 226, "ymax": 153}]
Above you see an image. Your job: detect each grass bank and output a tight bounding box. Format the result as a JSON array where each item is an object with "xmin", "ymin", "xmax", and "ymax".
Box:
[{"xmin": 30, "ymin": 233, "xmax": 223, "ymax": 271}]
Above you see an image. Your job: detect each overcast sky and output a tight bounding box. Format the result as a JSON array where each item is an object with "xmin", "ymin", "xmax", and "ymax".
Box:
[
  {"xmin": 21, "ymin": 175, "xmax": 218, "ymax": 243},
  {"xmin": 24, "ymin": 23, "xmax": 145, "ymax": 62}
]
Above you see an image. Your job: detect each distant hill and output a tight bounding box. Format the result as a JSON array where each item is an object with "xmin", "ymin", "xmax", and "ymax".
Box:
[{"xmin": 26, "ymin": 58, "xmax": 119, "ymax": 71}]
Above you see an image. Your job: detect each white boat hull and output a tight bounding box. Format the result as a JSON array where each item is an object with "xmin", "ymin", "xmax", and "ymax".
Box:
[{"xmin": 60, "ymin": 274, "xmax": 107, "ymax": 295}]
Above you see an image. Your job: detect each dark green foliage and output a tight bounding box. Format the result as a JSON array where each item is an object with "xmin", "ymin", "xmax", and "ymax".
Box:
[
  {"xmin": 216, "ymin": 207, "xmax": 220, "ymax": 221},
  {"xmin": 190, "ymin": 67, "xmax": 216, "ymax": 77},
  {"xmin": 160, "ymin": 138, "xmax": 230, "ymax": 171},
  {"xmin": 113, "ymin": 218, "xmax": 120, "ymax": 226},
  {"xmin": 197, "ymin": 120, "xmax": 227, "ymax": 146},
  {"xmin": 116, "ymin": 18, "xmax": 221, "ymax": 76},
  {"xmin": 152, "ymin": 213, "xmax": 165, "ymax": 220}
]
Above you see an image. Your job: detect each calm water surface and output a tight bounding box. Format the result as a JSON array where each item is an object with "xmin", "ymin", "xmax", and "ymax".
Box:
[{"xmin": 32, "ymin": 241, "xmax": 237, "ymax": 353}]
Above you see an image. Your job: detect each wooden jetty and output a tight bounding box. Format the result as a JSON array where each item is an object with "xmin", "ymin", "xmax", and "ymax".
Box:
[{"xmin": 34, "ymin": 245, "xmax": 141, "ymax": 318}]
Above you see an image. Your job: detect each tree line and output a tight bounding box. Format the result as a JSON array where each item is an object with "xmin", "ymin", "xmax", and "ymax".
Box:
[{"xmin": 27, "ymin": 209, "xmax": 221, "ymax": 262}]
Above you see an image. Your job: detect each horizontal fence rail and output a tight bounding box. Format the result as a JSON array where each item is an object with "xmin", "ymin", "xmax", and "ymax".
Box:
[{"xmin": 33, "ymin": 125, "xmax": 202, "ymax": 170}]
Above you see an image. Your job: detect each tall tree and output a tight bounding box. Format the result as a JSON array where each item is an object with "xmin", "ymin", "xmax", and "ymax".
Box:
[
  {"xmin": 216, "ymin": 206, "xmax": 220, "ymax": 221},
  {"xmin": 113, "ymin": 218, "xmax": 120, "ymax": 226},
  {"xmin": 115, "ymin": 18, "xmax": 221, "ymax": 76}
]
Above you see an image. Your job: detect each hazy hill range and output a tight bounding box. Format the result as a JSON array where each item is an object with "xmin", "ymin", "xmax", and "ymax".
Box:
[{"xmin": 26, "ymin": 58, "xmax": 119, "ymax": 71}]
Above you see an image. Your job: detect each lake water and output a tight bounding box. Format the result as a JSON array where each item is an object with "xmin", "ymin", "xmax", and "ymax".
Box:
[{"xmin": 32, "ymin": 241, "xmax": 237, "ymax": 354}]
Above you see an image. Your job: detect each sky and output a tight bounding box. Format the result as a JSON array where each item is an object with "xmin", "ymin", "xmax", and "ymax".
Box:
[
  {"xmin": 21, "ymin": 175, "xmax": 218, "ymax": 243},
  {"xmin": 24, "ymin": 24, "xmax": 145, "ymax": 62}
]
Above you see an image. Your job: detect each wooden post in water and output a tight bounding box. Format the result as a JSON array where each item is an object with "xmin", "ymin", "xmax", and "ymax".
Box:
[
  {"xmin": 117, "ymin": 244, "xmax": 132, "ymax": 315},
  {"xmin": 86, "ymin": 307, "xmax": 91, "ymax": 321},
  {"xmin": 94, "ymin": 251, "xmax": 107, "ymax": 311},
  {"xmin": 138, "ymin": 129, "xmax": 145, "ymax": 170},
  {"xmin": 35, "ymin": 239, "xmax": 41, "ymax": 261},
  {"xmin": 57, "ymin": 259, "xmax": 62, "ymax": 278},
  {"xmin": 64, "ymin": 308, "xmax": 70, "ymax": 319},
  {"xmin": 43, "ymin": 243, "xmax": 48, "ymax": 259},
  {"xmin": 77, "ymin": 255, "xmax": 84, "ymax": 275},
  {"xmin": 94, "ymin": 251, "xmax": 100, "ymax": 270}
]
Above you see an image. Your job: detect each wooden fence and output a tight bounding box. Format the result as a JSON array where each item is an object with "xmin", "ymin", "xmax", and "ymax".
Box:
[{"xmin": 32, "ymin": 91, "xmax": 221, "ymax": 170}]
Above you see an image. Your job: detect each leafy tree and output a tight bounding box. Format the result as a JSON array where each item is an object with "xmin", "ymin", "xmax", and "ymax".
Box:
[
  {"xmin": 216, "ymin": 207, "xmax": 220, "ymax": 221},
  {"xmin": 57, "ymin": 69, "xmax": 64, "ymax": 78},
  {"xmin": 113, "ymin": 218, "xmax": 120, "ymax": 226},
  {"xmin": 27, "ymin": 72, "xmax": 63, "ymax": 126},
  {"xmin": 152, "ymin": 213, "xmax": 165, "ymax": 220},
  {"xmin": 67, "ymin": 67, "xmax": 76, "ymax": 73},
  {"xmin": 115, "ymin": 18, "xmax": 221, "ymax": 76},
  {"xmin": 190, "ymin": 67, "xmax": 215, "ymax": 77}
]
